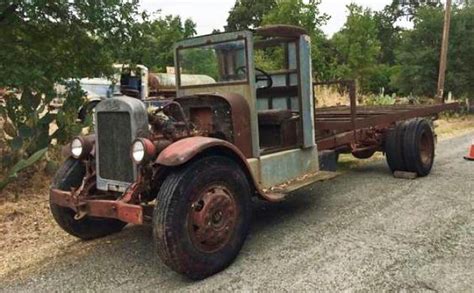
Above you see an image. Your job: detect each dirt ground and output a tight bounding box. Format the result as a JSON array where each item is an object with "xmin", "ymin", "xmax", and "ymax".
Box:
[{"xmin": 0, "ymin": 117, "xmax": 473, "ymax": 291}]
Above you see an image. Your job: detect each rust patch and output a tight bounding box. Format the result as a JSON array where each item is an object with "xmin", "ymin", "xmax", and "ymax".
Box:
[
  {"xmin": 50, "ymin": 189, "xmax": 144, "ymax": 225},
  {"xmin": 188, "ymin": 185, "xmax": 238, "ymax": 253}
]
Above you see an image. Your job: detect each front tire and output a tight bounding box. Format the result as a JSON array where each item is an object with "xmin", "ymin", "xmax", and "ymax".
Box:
[
  {"xmin": 50, "ymin": 158, "xmax": 127, "ymax": 240},
  {"xmin": 153, "ymin": 156, "xmax": 252, "ymax": 280}
]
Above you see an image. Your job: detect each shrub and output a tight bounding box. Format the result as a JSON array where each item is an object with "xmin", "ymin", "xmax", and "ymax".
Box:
[{"xmin": 0, "ymin": 82, "xmax": 86, "ymax": 192}]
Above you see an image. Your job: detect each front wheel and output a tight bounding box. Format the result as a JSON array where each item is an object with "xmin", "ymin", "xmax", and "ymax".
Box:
[
  {"xmin": 153, "ymin": 156, "xmax": 252, "ymax": 280},
  {"xmin": 50, "ymin": 158, "xmax": 127, "ymax": 240}
]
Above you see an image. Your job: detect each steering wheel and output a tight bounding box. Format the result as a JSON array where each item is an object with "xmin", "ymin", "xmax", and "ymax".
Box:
[{"xmin": 236, "ymin": 66, "xmax": 273, "ymax": 89}]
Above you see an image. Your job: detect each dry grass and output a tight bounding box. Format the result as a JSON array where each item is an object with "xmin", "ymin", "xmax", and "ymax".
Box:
[
  {"xmin": 0, "ymin": 173, "xmax": 73, "ymax": 279},
  {"xmin": 315, "ymin": 86, "xmax": 349, "ymax": 107},
  {"xmin": 435, "ymin": 114, "xmax": 474, "ymax": 139}
]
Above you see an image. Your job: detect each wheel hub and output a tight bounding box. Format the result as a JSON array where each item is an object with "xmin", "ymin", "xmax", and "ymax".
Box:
[
  {"xmin": 188, "ymin": 186, "xmax": 237, "ymax": 253},
  {"xmin": 420, "ymin": 130, "xmax": 434, "ymax": 166}
]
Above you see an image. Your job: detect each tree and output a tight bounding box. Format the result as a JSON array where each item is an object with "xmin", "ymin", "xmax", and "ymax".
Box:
[
  {"xmin": 0, "ymin": 1, "xmax": 140, "ymax": 91},
  {"xmin": 260, "ymin": 0, "xmax": 331, "ymax": 80},
  {"xmin": 448, "ymin": 4, "xmax": 474, "ymax": 98},
  {"xmin": 0, "ymin": 0, "xmax": 142, "ymax": 190},
  {"xmin": 398, "ymin": 0, "xmax": 443, "ymax": 18},
  {"xmin": 226, "ymin": 0, "xmax": 276, "ymax": 31},
  {"xmin": 331, "ymin": 4, "xmax": 381, "ymax": 93},
  {"xmin": 116, "ymin": 14, "xmax": 197, "ymax": 72},
  {"xmin": 393, "ymin": 6, "xmax": 445, "ymax": 96},
  {"xmin": 393, "ymin": 4, "xmax": 474, "ymax": 97},
  {"xmin": 374, "ymin": 3, "xmax": 404, "ymax": 65}
]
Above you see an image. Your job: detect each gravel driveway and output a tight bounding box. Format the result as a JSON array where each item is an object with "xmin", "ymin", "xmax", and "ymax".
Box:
[{"xmin": 1, "ymin": 132, "xmax": 473, "ymax": 292}]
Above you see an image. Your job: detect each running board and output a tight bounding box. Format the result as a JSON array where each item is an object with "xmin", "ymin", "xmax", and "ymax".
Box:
[{"xmin": 263, "ymin": 171, "xmax": 339, "ymax": 200}]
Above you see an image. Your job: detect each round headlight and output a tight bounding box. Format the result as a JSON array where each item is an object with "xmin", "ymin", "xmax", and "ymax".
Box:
[
  {"xmin": 132, "ymin": 140, "xmax": 146, "ymax": 164},
  {"xmin": 71, "ymin": 137, "xmax": 83, "ymax": 159}
]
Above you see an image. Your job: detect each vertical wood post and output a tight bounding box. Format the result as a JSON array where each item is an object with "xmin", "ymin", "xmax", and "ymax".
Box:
[{"xmin": 436, "ymin": 0, "xmax": 452, "ymax": 102}]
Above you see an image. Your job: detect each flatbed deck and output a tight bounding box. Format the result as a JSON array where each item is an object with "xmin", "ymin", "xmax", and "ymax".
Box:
[
  {"xmin": 312, "ymin": 80, "xmax": 459, "ymax": 151},
  {"xmin": 316, "ymin": 103, "xmax": 459, "ymax": 133},
  {"xmin": 315, "ymin": 103, "xmax": 458, "ymax": 151}
]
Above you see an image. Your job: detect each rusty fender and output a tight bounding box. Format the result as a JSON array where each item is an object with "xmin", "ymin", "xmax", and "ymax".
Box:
[{"xmin": 156, "ymin": 137, "xmax": 266, "ymax": 197}]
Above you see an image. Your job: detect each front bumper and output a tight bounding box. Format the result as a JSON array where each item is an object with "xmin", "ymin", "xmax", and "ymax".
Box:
[{"xmin": 50, "ymin": 189, "xmax": 144, "ymax": 225}]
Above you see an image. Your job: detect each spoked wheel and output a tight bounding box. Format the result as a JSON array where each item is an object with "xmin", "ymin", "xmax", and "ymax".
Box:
[{"xmin": 153, "ymin": 156, "xmax": 251, "ymax": 280}]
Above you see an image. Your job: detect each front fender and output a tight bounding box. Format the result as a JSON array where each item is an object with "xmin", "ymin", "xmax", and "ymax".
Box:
[
  {"xmin": 156, "ymin": 137, "xmax": 287, "ymax": 202},
  {"xmin": 156, "ymin": 136, "xmax": 266, "ymax": 197},
  {"xmin": 156, "ymin": 137, "xmax": 246, "ymax": 167}
]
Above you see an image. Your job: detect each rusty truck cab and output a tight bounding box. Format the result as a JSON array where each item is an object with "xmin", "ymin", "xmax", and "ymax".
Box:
[{"xmin": 173, "ymin": 25, "xmax": 319, "ymax": 195}]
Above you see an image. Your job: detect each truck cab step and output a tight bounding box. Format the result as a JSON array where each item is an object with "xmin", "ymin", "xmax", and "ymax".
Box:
[{"xmin": 263, "ymin": 171, "xmax": 339, "ymax": 200}]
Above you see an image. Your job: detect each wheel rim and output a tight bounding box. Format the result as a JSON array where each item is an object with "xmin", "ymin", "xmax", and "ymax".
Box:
[
  {"xmin": 188, "ymin": 185, "xmax": 238, "ymax": 253},
  {"xmin": 419, "ymin": 130, "xmax": 434, "ymax": 166}
]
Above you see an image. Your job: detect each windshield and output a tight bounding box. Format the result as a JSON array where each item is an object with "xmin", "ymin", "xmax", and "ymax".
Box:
[{"xmin": 177, "ymin": 39, "xmax": 247, "ymax": 87}]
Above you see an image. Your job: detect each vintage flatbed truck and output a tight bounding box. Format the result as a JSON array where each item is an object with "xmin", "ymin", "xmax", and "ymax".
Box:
[{"xmin": 49, "ymin": 25, "xmax": 458, "ymax": 279}]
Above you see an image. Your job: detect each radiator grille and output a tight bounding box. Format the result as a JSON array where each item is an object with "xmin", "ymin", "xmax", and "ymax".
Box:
[{"xmin": 97, "ymin": 112, "xmax": 134, "ymax": 183}]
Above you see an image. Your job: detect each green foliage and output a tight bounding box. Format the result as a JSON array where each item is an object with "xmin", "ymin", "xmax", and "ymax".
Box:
[
  {"xmin": 0, "ymin": 148, "xmax": 48, "ymax": 192},
  {"xmin": 1, "ymin": 90, "xmax": 52, "ymax": 161},
  {"xmin": 225, "ymin": 0, "xmax": 474, "ymax": 99},
  {"xmin": 373, "ymin": 3, "xmax": 404, "ymax": 65},
  {"xmin": 391, "ymin": 7, "xmax": 444, "ymax": 97},
  {"xmin": 262, "ymin": 0, "xmax": 329, "ymax": 35},
  {"xmin": 254, "ymin": 47, "xmax": 285, "ymax": 72},
  {"xmin": 0, "ymin": 1, "xmax": 142, "ymax": 190},
  {"xmin": 179, "ymin": 47, "xmax": 220, "ymax": 80},
  {"xmin": 54, "ymin": 82, "xmax": 88, "ymax": 144},
  {"xmin": 115, "ymin": 14, "xmax": 196, "ymax": 72},
  {"xmin": 446, "ymin": 5, "xmax": 474, "ymax": 98},
  {"xmin": 331, "ymin": 4, "xmax": 381, "ymax": 93},
  {"xmin": 393, "ymin": 5, "xmax": 474, "ymax": 98},
  {"xmin": 0, "ymin": 2, "xmax": 196, "ymax": 191},
  {"xmin": 260, "ymin": 0, "xmax": 331, "ymax": 80},
  {"xmin": 0, "ymin": 1, "xmax": 140, "ymax": 90},
  {"xmin": 0, "ymin": 82, "xmax": 86, "ymax": 179},
  {"xmin": 365, "ymin": 93, "xmax": 396, "ymax": 106},
  {"xmin": 364, "ymin": 64, "xmax": 398, "ymax": 95},
  {"xmin": 226, "ymin": 0, "xmax": 276, "ymax": 31}
]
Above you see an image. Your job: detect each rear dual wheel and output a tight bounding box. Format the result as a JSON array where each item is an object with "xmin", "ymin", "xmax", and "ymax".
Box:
[
  {"xmin": 153, "ymin": 156, "xmax": 252, "ymax": 280},
  {"xmin": 385, "ymin": 119, "xmax": 435, "ymax": 177}
]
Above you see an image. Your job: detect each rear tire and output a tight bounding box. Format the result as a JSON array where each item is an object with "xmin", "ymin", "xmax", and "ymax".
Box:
[
  {"xmin": 403, "ymin": 119, "xmax": 435, "ymax": 177},
  {"xmin": 153, "ymin": 156, "xmax": 252, "ymax": 280},
  {"xmin": 385, "ymin": 121, "xmax": 408, "ymax": 172},
  {"xmin": 50, "ymin": 158, "xmax": 127, "ymax": 240}
]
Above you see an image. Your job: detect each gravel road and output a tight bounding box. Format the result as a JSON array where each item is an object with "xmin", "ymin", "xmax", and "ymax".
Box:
[{"xmin": 1, "ymin": 132, "xmax": 473, "ymax": 292}]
